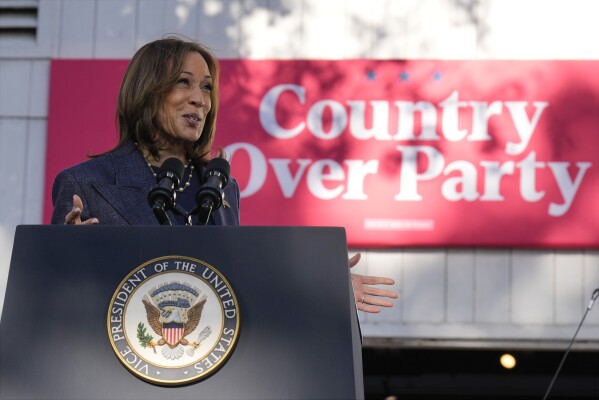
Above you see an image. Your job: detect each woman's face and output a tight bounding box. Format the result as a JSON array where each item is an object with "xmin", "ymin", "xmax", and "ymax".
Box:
[{"xmin": 158, "ymin": 51, "xmax": 213, "ymax": 145}]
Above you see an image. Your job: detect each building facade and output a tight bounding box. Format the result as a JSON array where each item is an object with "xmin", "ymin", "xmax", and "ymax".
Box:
[{"xmin": 1, "ymin": 0, "xmax": 598, "ymax": 352}]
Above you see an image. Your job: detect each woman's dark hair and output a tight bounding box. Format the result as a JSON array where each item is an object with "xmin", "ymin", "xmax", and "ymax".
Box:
[{"xmin": 111, "ymin": 36, "xmax": 220, "ymax": 162}]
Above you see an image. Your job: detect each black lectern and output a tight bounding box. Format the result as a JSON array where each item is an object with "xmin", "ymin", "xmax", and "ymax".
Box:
[{"xmin": 0, "ymin": 225, "xmax": 363, "ymax": 399}]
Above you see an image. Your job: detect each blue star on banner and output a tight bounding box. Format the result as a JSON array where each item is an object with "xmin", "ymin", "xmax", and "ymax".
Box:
[{"xmin": 363, "ymin": 69, "xmax": 443, "ymax": 82}]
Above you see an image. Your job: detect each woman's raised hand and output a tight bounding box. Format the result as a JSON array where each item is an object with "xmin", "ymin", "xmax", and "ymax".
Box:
[
  {"xmin": 350, "ymin": 253, "xmax": 398, "ymax": 313},
  {"xmin": 64, "ymin": 194, "xmax": 99, "ymax": 225}
]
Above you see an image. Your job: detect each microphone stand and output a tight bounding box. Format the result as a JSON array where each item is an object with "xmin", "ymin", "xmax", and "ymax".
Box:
[
  {"xmin": 542, "ymin": 288, "xmax": 599, "ymax": 400},
  {"xmin": 147, "ymin": 158, "xmax": 185, "ymax": 225},
  {"xmin": 187, "ymin": 191, "xmax": 223, "ymax": 226},
  {"xmin": 152, "ymin": 202, "xmax": 172, "ymax": 225},
  {"xmin": 191, "ymin": 159, "xmax": 229, "ymax": 225},
  {"xmin": 197, "ymin": 201, "xmax": 214, "ymax": 226}
]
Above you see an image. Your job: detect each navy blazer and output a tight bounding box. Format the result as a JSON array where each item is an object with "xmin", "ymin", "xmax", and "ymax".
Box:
[{"xmin": 51, "ymin": 141, "xmax": 240, "ymax": 226}]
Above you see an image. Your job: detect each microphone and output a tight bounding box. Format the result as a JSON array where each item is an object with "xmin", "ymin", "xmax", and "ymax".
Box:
[
  {"xmin": 542, "ymin": 287, "xmax": 599, "ymax": 400},
  {"xmin": 194, "ymin": 157, "xmax": 230, "ymax": 225},
  {"xmin": 147, "ymin": 158, "xmax": 185, "ymax": 225},
  {"xmin": 588, "ymin": 288, "xmax": 599, "ymax": 310}
]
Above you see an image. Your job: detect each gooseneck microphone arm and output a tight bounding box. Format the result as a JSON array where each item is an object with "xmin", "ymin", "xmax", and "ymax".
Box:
[
  {"xmin": 542, "ymin": 288, "xmax": 599, "ymax": 400},
  {"xmin": 147, "ymin": 158, "xmax": 185, "ymax": 225},
  {"xmin": 152, "ymin": 203, "xmax": 171, "ymax": 225},
  {"xmin": 191, "ymin": 157, "xmax": 230, "ymax": 225}
]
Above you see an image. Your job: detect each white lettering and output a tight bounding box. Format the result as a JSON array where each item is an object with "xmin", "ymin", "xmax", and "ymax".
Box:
[
  {"xmin": 548, "ymin": 162, "xmax": 592, "ymax": 216},
  {"xmin": 480, "ymin": 161, "xmax": 515, "ymax": 200},
  {"xmin": 342, "ymin": 160, "xmax": 379, "ymax": 200},
  {"xmin": 468, "ymin": 101, "xmax": 502, "ymax": 141},
  {"xmin": 307, "ymin": 100, "xmax": 347, "ymax": 140},
  {"xmin": 517, "ymin": 152, "xmax": 546, "ymax": 202},
  {"xmin": 440, "ymin": 91, "xmax": 468, "ymax": 142},
  {"xmin": 348, "ymin": 100, "xmax": 393, "ymax": 140},
  {"xmin": 307, "ymin": 160, "xmax": 345, "ymax": 199},
  {"xmin": 269, "ymin": 159, "xmax": 311, "ymax": 198},
  {"xmin": 442, "ymin": 161, "xmax": 479, "ymax": 201},
  {"xmin": 505, "ymin": 101, "xmax": 548, "ymax": 155},
  {"xmin": 393, "ymin": 100, "xmax": 439, "ymax": 140},
  {"xmin": 225, "ymin": 142, "xmax": 267, "ymax": 197},
  {"xmin": 260, "ymin": 84, "xmax": 305, "ymax": 139},
  {"xmin": 394, "ymin": 146, "xmax": 445, "ymax": 201}
]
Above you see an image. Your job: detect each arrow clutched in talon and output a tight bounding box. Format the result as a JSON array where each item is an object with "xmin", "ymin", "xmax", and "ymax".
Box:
[
  {"xmin": 147, "ymin": 341, "xmax": 157, "ymax": 354},
  {"xmin": 186, "ymin": 326, "xmax": 213, "ymax": 356}
]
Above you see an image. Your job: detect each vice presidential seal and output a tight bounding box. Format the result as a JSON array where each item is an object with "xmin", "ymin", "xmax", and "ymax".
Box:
[{"xmin": 107, "ymin": 256, "xmax": 240, "ymax": 385}]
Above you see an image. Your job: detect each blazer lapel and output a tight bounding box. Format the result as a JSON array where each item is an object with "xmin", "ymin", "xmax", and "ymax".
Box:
[
  {"xmin": 88, "ymin": 141, "xmax": 233, "ymax": 226},
  {"xmin": 93, "ymin": 142, "xmax": 159, "ymax": 225}
]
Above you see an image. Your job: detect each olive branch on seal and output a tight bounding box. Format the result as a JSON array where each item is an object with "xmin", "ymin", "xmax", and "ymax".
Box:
[{"xmin": 137, "ymin": 322, "xmax": 154, "ymax": 348}]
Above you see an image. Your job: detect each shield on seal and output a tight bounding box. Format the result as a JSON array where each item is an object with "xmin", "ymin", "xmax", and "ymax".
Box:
[{"xmin": 163, "ymin": 322, "xmax": 184, "ymax": 346}]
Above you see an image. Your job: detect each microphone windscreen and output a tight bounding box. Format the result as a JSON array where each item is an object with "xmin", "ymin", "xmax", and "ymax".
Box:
[
  {"xmin": 206, "ymin": 157, "xmax": 230, "ymax": 178},
  {"xmin": 160, "ymin": 158, "xmax": 186, "ymax": 181}
]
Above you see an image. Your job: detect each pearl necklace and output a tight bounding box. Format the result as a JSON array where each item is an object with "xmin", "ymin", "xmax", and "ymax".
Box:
[
  {"xmin": 135, "ymin": 142, "xmax": 194, "ymax": 193},
  {"xmin": 144, "ymin": 156, "xmax": 194, "ymax": 193}
]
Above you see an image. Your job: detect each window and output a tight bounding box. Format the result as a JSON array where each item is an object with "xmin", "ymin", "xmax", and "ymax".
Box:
[
  {"xmin": 0, "ymin": 0, "xmax": 55, "ymax": 58},
  {"xmin": 0, "ymin": 0, "xmax": 38, "ymax": 44}
]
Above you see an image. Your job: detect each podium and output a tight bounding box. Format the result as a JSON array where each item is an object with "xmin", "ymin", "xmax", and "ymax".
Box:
[{"xmin": 0, "ymin": 225, "xmax": 364, "ymax": 399}]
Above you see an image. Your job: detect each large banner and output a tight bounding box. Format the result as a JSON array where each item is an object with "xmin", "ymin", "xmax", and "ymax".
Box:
[{"xmin": 45, "ymin": 60, "xmax": 599, "ymax": 247}]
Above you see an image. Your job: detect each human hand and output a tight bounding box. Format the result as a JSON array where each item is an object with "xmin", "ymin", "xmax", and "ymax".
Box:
[
  {"xmin": 349, "ymin": 253, "xmax": 398, "ymax": 313},
  {"xmin": 64, "ymin": 194, "xmax": 99, "ymax": 225}
]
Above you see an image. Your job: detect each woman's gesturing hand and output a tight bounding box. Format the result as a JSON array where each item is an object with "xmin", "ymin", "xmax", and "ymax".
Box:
[
  {"xmin": 349, "ymin": 253, "xmax": 398, "ymax": 313},
  {"xmin": 64, "ymin": 194, "xmax": 99, "ymax": 225}
]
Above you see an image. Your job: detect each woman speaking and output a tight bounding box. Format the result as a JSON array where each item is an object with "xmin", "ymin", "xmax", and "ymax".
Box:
[{"xmin": 51, "ymin": 36, "xmax": 397, "ymax": 313}]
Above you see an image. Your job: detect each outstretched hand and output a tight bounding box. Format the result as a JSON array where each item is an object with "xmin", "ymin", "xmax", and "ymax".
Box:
[
  {"xmin": 64, "ymin": 194, "xmax": 99, "ymax": 225},
  {"xmin": 350, "ymin": 253, "xmax": 398, "ymax": 313}
]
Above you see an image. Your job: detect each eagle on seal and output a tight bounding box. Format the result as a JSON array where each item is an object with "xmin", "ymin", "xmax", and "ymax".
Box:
[{"xmin": 141, "ymin": 282, "xmax": 208, "ymax": 360}]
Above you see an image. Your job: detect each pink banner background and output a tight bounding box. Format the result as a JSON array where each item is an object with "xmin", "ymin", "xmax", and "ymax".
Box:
[{"xmin": 45, "ymin": 59, "xmax": 599, "ymax": 247}]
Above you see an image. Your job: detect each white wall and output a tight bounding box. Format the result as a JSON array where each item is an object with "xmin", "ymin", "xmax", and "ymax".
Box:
[{"xmin": 1, "ymin": 0, "xmax": 598, "ymax": 348}]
